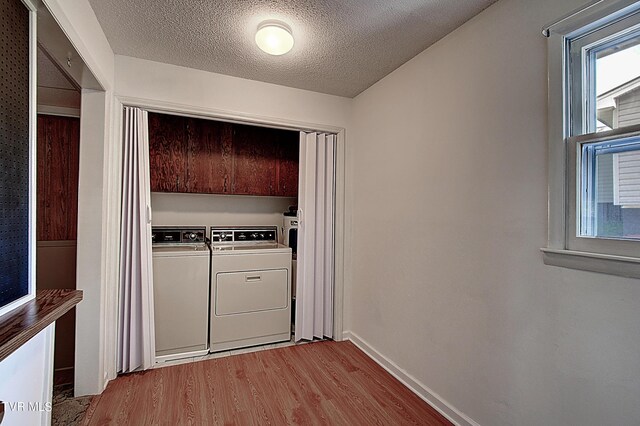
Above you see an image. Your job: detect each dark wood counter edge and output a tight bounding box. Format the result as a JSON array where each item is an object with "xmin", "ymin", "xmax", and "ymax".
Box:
[{"xmin": 0, "ymin": 289, "xmax": 83, "ymax": 362}]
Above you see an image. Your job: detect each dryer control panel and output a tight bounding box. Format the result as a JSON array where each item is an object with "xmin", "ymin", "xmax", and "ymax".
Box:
[{"xmin": 210, "ymin": 226, "xmax": 277, "ymax": 244}]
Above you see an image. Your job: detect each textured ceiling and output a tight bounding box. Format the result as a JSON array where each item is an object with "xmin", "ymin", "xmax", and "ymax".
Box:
[{"xmin": 88, "ymin": 0, "xmax": 497, "ymax": 98}]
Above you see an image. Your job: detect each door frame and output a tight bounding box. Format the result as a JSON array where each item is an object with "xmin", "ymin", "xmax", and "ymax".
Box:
[{"xmin": 113, "ymin": 95, "xmax": 347, "ymax": 343}]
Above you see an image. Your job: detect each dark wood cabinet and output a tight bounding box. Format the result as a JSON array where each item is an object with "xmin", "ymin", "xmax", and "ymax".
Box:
[
  {"xmin": 148, "ymin": 112, "xmax": 299, "ymax": 197},
  {"xmin": 148, "ymin": 113, "xmax": 187, "ymax": 192},
  {"xmin": 37, "ymin": 114, "xmax": 80, "ymax": 241},
  {"xmin": 276, "ymin": 132, "xmax": 300, "ymax": 197},
  {"xmin": 232, "ymin": 124, "xmax": 278, "ymax": 195},
  {"xmin": 186, "ymin": 118, "xmax": 233, "ymax": 194}
]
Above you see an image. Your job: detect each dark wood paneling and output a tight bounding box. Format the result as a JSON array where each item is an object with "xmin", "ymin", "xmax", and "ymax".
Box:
[
  {"xmin": 37, "ymin": 115, "xmax": 80, "ymax": 241},
  {"xmin": 36, "ymin": 115, "xmax": 79, "ymax": 376},
  {"xmin": 37, "ymin": 116, "xmax": 47, "ymax": 242},
  {"xmin": 83, "ymin": 341, "xmax": 451, "ymax": 425},
  {"xmin": 49, "ymin": 116, "xmax": 69, "ymax": 239},
  {"xmin": 0, "ymin": 289, "xmax": 82, "ymax": 363},
  {"xmin": 148, "ymin": 112, "xmax": 188, "ymax": 192},
  {"xmin": 67, "ymin": 119, "xmax": 80, "ymax": 239},
  {"xmin": 185, "ymin": 118, "xmax": 233, "ymax": 194},
  {"xmin": 232, "ymin": 124, "xmax": 278, "ymax": 196},
  {"xmin": 275, "ymin": 130, "xmax": 299, "ymax": 197}
]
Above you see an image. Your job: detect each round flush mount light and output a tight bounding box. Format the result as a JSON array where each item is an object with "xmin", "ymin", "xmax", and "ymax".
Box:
[{"xmin": 255, "ymin": 20, "xmax": 294, "ymax": 55}]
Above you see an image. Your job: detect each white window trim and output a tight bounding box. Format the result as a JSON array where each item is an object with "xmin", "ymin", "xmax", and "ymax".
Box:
[{"xmin": 542, "ymin": 0, "xmax": 640, "ymax": 279}]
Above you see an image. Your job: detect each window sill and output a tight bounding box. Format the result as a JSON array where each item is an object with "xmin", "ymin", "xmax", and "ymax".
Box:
[{"xmin": 541, "ymin": 248, "xmax": 640, "ymax": 279}]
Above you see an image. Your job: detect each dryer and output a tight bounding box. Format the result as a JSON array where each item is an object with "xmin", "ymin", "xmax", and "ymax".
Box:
[{"xmin": 209, "ymin": 226, "xmax": 292, "ymax": 352}]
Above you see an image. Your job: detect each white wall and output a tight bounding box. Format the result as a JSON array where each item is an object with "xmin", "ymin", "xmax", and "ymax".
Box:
[
  {"xmin": 114, "ymin": 55, "xmax": 352, "ymax": 131},
  {"xmin": 349, "ymin": 0, "xmax": 640, "ymax": 425},
  {"xmin": 37, "ymin": 87, "xmax": 80, "ymax": 110},
  {"xmin": 151, "ymin": 193, "xmax": 296, "ymax": 236},
  {"xmin": 74, "ymin": 89, "xmax": 111, "ymax": 396},
  {"xmin": 0, "ymin": 325, "xmax": 55, "ymax": 426}
]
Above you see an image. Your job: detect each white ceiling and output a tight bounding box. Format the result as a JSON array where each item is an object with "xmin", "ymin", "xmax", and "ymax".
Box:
[
  {"xmin": 87, "ymin": 0, "xmax": 497, "ymax": 98},
  {"xmin": 37, "ymin": 46, "xmax": 82, "ymax": 109},
  {"xmin": 37, "ymin": 46, "xmax": 76, "ymax": 90}
]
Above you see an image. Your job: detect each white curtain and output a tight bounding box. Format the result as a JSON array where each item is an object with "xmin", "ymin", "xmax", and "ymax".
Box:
[
  {"xmin": 295, "ymin": 132, "xmax": 335, "ymax": 341},
  {"xmin": 117, "ymin": 107, "xmax": 155, "ymax": 373}
]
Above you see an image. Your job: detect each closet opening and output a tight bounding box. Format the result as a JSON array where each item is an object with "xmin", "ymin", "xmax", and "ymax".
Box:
[{"xmin": 116, "ymin": 107, "xmax": 339, "ymax": 372}]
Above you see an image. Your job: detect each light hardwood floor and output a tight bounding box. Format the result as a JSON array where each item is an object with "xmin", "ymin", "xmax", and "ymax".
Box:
[{"xmin": 83, "ymin": 340, "xmax": 451, "ymax": 425}]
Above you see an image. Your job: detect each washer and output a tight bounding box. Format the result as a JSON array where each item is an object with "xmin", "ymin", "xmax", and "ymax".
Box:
[
  {"xmin": 152, "ymin": 227, "xmax": 210, "ymax": 362},
  {"xmin": 210, "ymin": 226, "xmax": 292, "ymax": 352}
]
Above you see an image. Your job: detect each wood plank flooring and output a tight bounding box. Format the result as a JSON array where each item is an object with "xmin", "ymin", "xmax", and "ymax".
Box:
[{"xmin": 83, "ymin": 341, "xmax": 452, "ymax": 425}]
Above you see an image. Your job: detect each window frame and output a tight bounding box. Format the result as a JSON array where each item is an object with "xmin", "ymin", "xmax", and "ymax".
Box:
[{"xmin": 543, "ymin": 0, "xmax": 640, "ymax": 278}]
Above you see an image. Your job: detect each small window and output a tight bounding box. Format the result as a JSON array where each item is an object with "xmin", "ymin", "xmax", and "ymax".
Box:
[{"xmin": 543, "ymin": 1, "xmax": 640, "ymax": 276}]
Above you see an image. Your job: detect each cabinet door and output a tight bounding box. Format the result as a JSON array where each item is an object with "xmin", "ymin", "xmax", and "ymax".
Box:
[
  {"xmin": 275, "ymin": 130, "xmax": 299, "ymax": 197},
  {"xmin": 185, "ymin": 118, "xmax": 233, "ymax": 194},
  {"xmin": 232, "ymin": 124, "xmax": 277, "ymax": 195},
  {"xmin": 148, "ymin": 113, "xmax": 187, "ymax": 192}
]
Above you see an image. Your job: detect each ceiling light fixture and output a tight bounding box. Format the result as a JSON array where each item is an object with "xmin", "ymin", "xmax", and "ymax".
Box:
[{"xmin": 255, "ymin": 20, "xmax": 294, "ymax": 56}]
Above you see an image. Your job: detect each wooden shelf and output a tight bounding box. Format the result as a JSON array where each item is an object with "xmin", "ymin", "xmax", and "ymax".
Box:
[{"xmin": 0, "ymin": 289, "xmax": 82, "ymax": 362}]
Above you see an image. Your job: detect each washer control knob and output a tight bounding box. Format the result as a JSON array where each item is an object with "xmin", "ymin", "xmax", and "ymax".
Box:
[
  {"xmin": 188, "ymin": 232, "xmax": 197, "ymax": 241},
  {"xmin": 250, "ymin": 233, "xmax": 259, "ymax": 239},
  {"xmin": 219, "ymin": 232, "xmax": 227, "ymax": 241}
]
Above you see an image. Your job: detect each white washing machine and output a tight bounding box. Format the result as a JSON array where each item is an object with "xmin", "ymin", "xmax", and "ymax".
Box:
[
  {"xmin": 210, "ymin": 226, "xmax": 292, "ymax": 352},
  {"xmin": 152, "ymin": 227, "xmax": 210, "ymax": 362}
]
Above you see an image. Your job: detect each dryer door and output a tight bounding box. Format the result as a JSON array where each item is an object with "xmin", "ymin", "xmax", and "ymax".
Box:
[{"xmin": 215, "ymin": 269, "xmax": 288, "ymax": 315}]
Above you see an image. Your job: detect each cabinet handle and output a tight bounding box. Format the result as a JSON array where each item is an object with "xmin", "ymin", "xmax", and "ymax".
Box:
[
  {"xmin": 223, "ymin": 175, "xmax": 228, "ymax": 193},
  {"xmin": 176, "ymin": 176, "xmax": 180, "ymax": 192},
  {"xmin": 245, "ymin": 275, "xmax": 262, "ymax": 282}
]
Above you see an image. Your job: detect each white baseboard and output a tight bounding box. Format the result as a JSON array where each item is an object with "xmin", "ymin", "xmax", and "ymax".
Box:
[{"xmin": 344, "ymin": 331, "xmax": 479, "ymax": 426}]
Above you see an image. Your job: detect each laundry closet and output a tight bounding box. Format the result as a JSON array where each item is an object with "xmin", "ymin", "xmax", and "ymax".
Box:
[{"xmin": 137, "ymin": 111, "xmax": 334, "ymax": 365}]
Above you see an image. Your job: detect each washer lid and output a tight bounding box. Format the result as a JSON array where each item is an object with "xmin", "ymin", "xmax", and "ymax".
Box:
[
  {"xmin": 152, "ymin": 244, "xmax": 210, "ymax": 256},
  {"xmin": 211, "ymin": 243, "xmax": 291, "ymax": 255}
]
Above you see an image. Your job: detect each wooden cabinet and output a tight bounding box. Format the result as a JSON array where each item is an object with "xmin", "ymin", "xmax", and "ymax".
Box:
[
  {"xmin": 276, "ymin": 133, "xmax": 300, "ymax": 197},
  {"xmin": 186, "ymin": 118, "xmax": 233, "ymax": 194},
  {"xmin": 148, "ymin": 113, "xmax": 187, "ymax": 192},
  {"xmin": 148, "ymin": 112, "xmax": 299, "ymax": 197},
  {"xmin": 232, "ymin": 123, "xmax": 277, "ymax": 195},
  {"xmin": 37, "ymin": 114, "xmax": 80, "ymax": 241}
]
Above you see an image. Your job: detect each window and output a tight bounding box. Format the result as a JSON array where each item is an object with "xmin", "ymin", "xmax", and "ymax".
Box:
[{"xmin": 543, "ymin": 1, "xmax": 640, "ymax": 277}]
